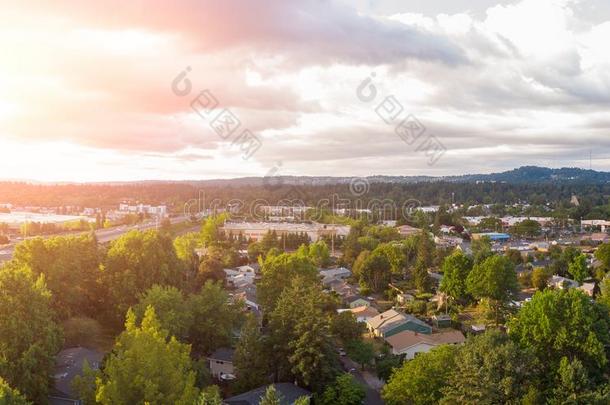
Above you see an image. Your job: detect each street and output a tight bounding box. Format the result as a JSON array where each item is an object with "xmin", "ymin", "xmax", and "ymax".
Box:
[
  {"xmin": 339, "ymin": 356, "xmax": 385, "ymax": 405},
  {"xmin": 0, "ymin": 216, "xmax": 194, "ymax": 264}
]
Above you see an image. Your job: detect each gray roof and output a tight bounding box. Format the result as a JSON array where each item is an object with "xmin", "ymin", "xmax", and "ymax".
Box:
[
  {"xmin": 224, "ymin": 383, "xmax": 311, "ymax": 405},
  {"xmin": 52, "ymin": 347, "xmax": 104, "ymax": 400},
  {"xmin": 209, "ymin": 347, "xmax": 235, "ymax": 363}
]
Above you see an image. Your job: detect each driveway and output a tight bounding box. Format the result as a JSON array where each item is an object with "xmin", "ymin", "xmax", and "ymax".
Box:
[{"xmin": 340, "ymin": 356, "xmax": 385, "ymax": 405}]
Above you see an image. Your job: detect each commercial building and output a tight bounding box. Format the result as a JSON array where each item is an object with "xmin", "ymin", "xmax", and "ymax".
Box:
[{"xmin": 221, "ymin": 222, "xmax": 350, "ymax": 242}]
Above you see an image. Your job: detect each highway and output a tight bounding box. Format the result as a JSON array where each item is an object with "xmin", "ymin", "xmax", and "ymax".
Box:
[{"xmin": 0, "ymin": 216, "xmax": 196, "ymax": 264}]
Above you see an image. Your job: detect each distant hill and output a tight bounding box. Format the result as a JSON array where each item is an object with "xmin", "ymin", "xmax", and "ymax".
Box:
[{"xmin": 189, "ymin": 166, "xmax": 610, "ymax": 186}]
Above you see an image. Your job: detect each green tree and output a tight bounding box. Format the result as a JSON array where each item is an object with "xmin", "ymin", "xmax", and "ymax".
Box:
[
  {"xmin": 439, "ymin": 250, "xmax": 473, "ymax": 303},
  {"xmin": 0, "ymin": 263, "xmax": 62, "ymax": 403},
  {"xmin": 318, "ymin": 373, "xmax": 365, "ymax": 405},
  {"xmin": 531, "ymin": 267, "xmax": 551, "ymax": 291},
  {"xmin": 269, "ymin": 279, "xmax": 339, "ymax": 390},
  {"xmin": 510, "ymin": 219, "xmax": 541, "ymax": 238},
  {"xmin": 201, "ymin": 213, "xmax": 228, "ymax": 247},
  {"xmin": 188, "ymin": 281, "xmax": 243, "ymax": 355},
  {"xmin": 71, "ymin": 359, "xmax": 98, "ymax": 405},
  {"xmin": 174, "ymin": 232, "xmax": 201, "ymax": 275},
  {"xmin": 102, "ymin": 230, "xmax": 184, "ymax": 324},
  {"xmin": 382, "ymin": 345, "xmax": 458, "ymax": 405},
  {"xmin": 441, "ymin": 331, "xmax": 538, "ymax": 405},
  {"xmin": 307, "ymin": 240, "xmax": 331, "ymax": 267},
  {"xmin": 359, "ymin": 248, "xmax": 392, "ymax": 293},
  {"xmin": 471, "ymin": 237, "xmax": 492, "ymax": 264},
  {"xmin": 550, "ymin": 357, "xmax": 592, "ymax": 404},
  {"xmin": 234, "ymin": 315, "xmax": 270, "ymax": 392},
  {"xmin": 196, "ymin": 386, "xmax": 223, "ymax": 405},
  {"xmin": 330, "ymin": 312, "xmax": 364, "ymax": 344},
  {"xmin": 508, "ymin": 289, "xmax": 610, "ymax": 380},
  {"xmin": 134, "ymin": 285, "xmax": 192, "ymax": 340},
  {"xmin": 0, "ymin": 378, "xmax": 31, "ymax": 405},
  {"xmin": 597, "ymin": 276, "xmax": 610, "ymax": 308},
  {"xmin": 568, "ymin": 254, "xmax": 589, "ymax": 284},
  {"xmin": 12, "ymin": 234, "xmax": 100, "ymax": 318},
  {"xmin": 260, "ymin": 385, "xmax": 282, "ymax": 405},
  {"xmin": 346, "ymin": 340, "xmax": 374, "ymax": 371},
  {"xmin": 594, "ymin": 243, "xmax": 610, "ymax": 274},
  {"xmin": 258, "ymin": 252, "xmax": 319, "ymax": 313},
  {"xmin": 466, "ymin": 255, "xmax": 518, "ymax": 324},
  {"xmin": 95, "ymin": 307, "xmax": 199, "ymax": 405}
]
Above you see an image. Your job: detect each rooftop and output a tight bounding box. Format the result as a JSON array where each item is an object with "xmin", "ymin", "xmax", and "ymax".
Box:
[{"xmin": 224, "ymin": 383, "xmax": 311, "ymax": 405}]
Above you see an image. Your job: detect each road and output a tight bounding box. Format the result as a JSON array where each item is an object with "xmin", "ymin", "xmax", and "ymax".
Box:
[
  {"xmin": 0, "ymin": 216, "xmax": 194, "ymax": 263},
  {"xmin": 340, "ymin": 356, "xmax": 385, "ymax": 405}
]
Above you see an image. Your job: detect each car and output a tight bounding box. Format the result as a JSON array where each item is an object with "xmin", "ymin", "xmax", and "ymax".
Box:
[
  {"xmin": 348, "ymin": 368, "xmax": 357, "ymax": 374},
  {"xmin": 338, "ymin": 348, "xmax": 347, "ymax": 357}
]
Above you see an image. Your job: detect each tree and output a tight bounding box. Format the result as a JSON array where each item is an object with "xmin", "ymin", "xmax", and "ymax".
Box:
[
  {"xmin": 441, "ymin": 331, "xmax": 538, "ymax": 404},
  {"xmin": 508, "ymin": 289, "xmax": 610, "ymax": 381},
  {"xmin": 188, "ymin": 281, "xmax": 243, "ymax": 355},
  {"xmin": 466, "ymin": 255, "xmax": 518, "ymax": 324},
  {"xmin": 196, "ymin": 386, "xmax": 223, "ymax": 405},
  {"xmin": 383, "ymin": 345, "xmax": 458, "ymax": 405},
  {"xmin": 260, "ymin": 385, "xmax": 282, "ymax": 405},
  {"xmin": 268, "ymin": 278, "xmax": 339, "ymax": 390},
  {"xmin": 174, "ymin": 232, "xmax": 202, "ymax": 275},
  {"xmin": 307, "ymin": 240, "xmax": 331, "ymax": 267},
  {"xmin": 0, "ymin": 378, "xmax": 31, "ymax": 405},
  {"xmin": 439, "ymin": 250, "xmax": 473, "ymax": 303},
  {"xmin": 568, "ymin": 254, "xmax": 589, "ymax": 284},
  {"xmin": 594, "ymin": 243, "xmax": 610, "ymax": 274},
  {"xmin": 346, "ymin": 340, "xmax": 374, "ymax": 371},
  {"xmin": 471, "ymin": 237, "xmax": 492, "ymax": 264},
  {"xmin": 318, "ymin": 374, "xmax": 366, "ymax": 405},
  {"xmin": 258, "ymin": 252, "xmax": 319, "ymax": 313},
  {"xmin": 197, "ymin": 255, "xmax": 226, "ymax": 286},
  {"xmin": 359, "ymin": 248, "xmax": 392, "ymax": 293},
  {"xmin": 12, "ymin": 234, "xmax": 101, "ymax": 318},
  {"xmin": 234, "ymin": 315, "xmax": 270, "ymax": 392},
  {"xmin": 510, "ymin": 219, "xmax": 541, "ymax": 238},
  {"xmin": 597, "ymin": 276, "xmax": 610, "ymax": 308},
  {"xmin": 550, "ymin": 357, "xmax": 593, "ymax": 404},
  {"xmin": 330, "ymin": 312, "xmax": 364, "ymax": 344},
  {"xmin": 95, "ymin": 307, "xmax": 200, "ymax": 404},
  {"xmin": 531, "ymin": 267, "xmax": 551, "ymax": 291},
  {"xmin": 101, "ymin": 230, "xmax": 184, "ymax": 324},
  {"xmin": 71, "ymin": 359, "xmax": 98, "ymax": 405},
  {"xmin": 134, "ymin": 285, "xmax": 192, "ymax": 340},
  {"xmin": 0, "ymin": 263, "xmax": 62, "ymax": 403},
  {"xmin": 201, "ymin": 213, "xmax": 228, "ymax": 247}
]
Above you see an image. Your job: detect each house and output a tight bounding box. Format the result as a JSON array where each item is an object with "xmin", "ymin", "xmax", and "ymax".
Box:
[
  {"xmin": 548, "ymin": 275, "xmax": 579, "ymax": 290},
  {"xmin": 224, "ymin": 383, "xmax": 312, "ymax": 405},
  {"xmin": 208, "ymin": 348, "xmax": 235, "ymax": 379},
  {"xmin": 385, "ymin": 329, "xmax": 466, "ymax": 359},
  {"xmin": 320, "ymin": 267, "xmax": 351, "ymax": 281},
  {"xmin": 233, "ymin": 285, "xmax": 260, "ymax": 311},
  {"xmin": 349, "ymin": 306, "xmax": 380, "ymax": 323},
  {"xmin": 327, "ymin": 279, "xmax": 359, "ymax": 298},
  {"xmin": 367, "ymin": 309, "xmax": 432, "ymax": 338},
  {"xmin": 434, "ymin": 236, "xmax": 463, "ymax": 248},
  {"xmin": 579, "ymin": 282, "xmax": 596, "ymax": 297},
  {"xmin": 50, "ymin": 347, "xmax": 104, "ymax": 405},
  {"xmin": 397, "ymin": 225, "xmax": 422, "ymax": 238},
  {"xmin": 432, "ymin": 314, "xmax": 453, "ymax": 328},
  {"xmin": 396, "ymin": 293, "xmax": 415, "ymax": 305},
  {"xmin": 345, "ymin": 295, "xmax": 371, "ymax": 309}
]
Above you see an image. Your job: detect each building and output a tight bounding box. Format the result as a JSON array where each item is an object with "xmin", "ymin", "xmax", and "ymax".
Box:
[
  {"xmin": 579, "ymin": 282, "xmax": 596, "ymax": 297},
  {"xmin": 397, "ymin": 225, "xmax": 422, "ymax": 238},
  {"xmin": 432, "ymin": 314, "xmax": 453, "ymax": 328},
  {"xmin": 346, "ymin": 295, "xmax": 371, "ymax": 309},
  {"xmin": 548, "ymin": 275, "xmax": 579, "ymax": 290},
  {"xmin": 472, "ymin": 232, "xmax": 511, "ymax": 242},
  {"xmin": 396, "ymin": 293, "xmax": 415, "ymax": 305},
  {"xmin": 347, "ymin": 306, "xmax": 380, "ymax": 323},
  {"xmin": 320, "ymin": 267, "xmax": 351, "ymax": 281},
  {"xmin": 225, "ymin": 383, "xmax": 312, "ymax": 405},
  {"xmin": 208, "ymin": 348, "xmax": 235, "ymax": 379},
  {"xmin": 385, "ymin": 329, "xmax": 466, "ymax": 359},
  {"xmin": 50, "ymin": 347, "xmax": 104, "ymax": 405},
  {"xmin": 118, "ymin": 203, "xmax": 168, "ymax": 217},
  {"xmin": 367, "ymin": 310, "xmax": 432, "ymax": 338},
  {"xmin": 221, "ymin": 222, "xmax": 350, "ymax": 242}
]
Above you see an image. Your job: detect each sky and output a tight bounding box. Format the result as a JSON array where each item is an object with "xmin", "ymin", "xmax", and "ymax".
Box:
[{"xmin": 1, "ymin": 0, "xmax": 609, "ymax": 182}]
